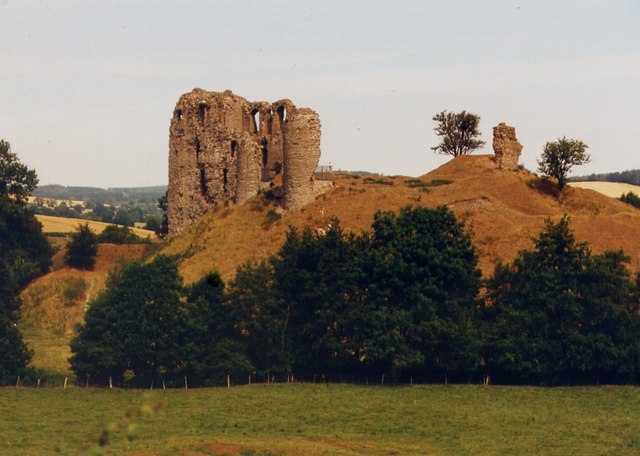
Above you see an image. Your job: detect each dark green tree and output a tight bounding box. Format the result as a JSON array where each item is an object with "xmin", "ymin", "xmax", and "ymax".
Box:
[
  {"xmin": 97, "ymin": 224, "xmax": 142, "ymax": 244},
  {"xmin": 271, "ymin": 222, "xmax": 364, "ymax": 377},
  {"xmin": 0, "ymin": 139, "xmax": 38, "ymax": 201},
  {"xmin": 0, "ymin": 314, "xmax": 33, "ymax": 385},
  {"xmin": 431, "ymin": 110, "xmax": 485, "ymax": 157},
  {"xmin": 0, "ymin": 139, "xmax": 51, "ymax": 383},
  {"xmin": 362, "ymin": 206, "xmax": 482, "ymax": 382},
  {"xmin": 619, "ymin": 191, "xmax": 640, "ymax": 209},
  {"xmin": 69, "ymin": 255, "xmax": 188, "ymax": 385},
  {"xmin": 157, "ymin": 191, "xmax": 169, "ymax": 237},
  {"xmin": 228, "ymin": 261, "xmax": 290, "ymax": 377},
  {"xmin": 65, "ymin": 223, "xmax": 98, "ymax": 270},
  {"xmin": 483, "ymin": 216, "xmax": 640, "ymax": 385},
  {"xmin": 182, "ymin": 272, "xmax": 253, "ymax": 385},
  {"xmin": 537, "ymin": 137, "xmax": 590, "ymax": 192}
]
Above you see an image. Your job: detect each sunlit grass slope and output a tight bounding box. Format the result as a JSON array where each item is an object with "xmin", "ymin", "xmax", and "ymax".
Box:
[{"xmin": 160, "ymin": 155, "xmax": 640, "ymax": 283}]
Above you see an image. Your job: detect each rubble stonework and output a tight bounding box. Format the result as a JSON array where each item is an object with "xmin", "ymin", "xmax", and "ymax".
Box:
[
  {"xmin": 168, "ymin": 89, "xmax": 327, "ymax": 235},
  {"xmin": 492, "ymin": 123, "xmax": 523, "ymax": 170}
]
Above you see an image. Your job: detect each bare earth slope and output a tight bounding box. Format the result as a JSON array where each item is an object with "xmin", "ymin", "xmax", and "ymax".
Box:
[{"xmin": 160, "ymin": 155, "xmax": 640, "ymax": 283}]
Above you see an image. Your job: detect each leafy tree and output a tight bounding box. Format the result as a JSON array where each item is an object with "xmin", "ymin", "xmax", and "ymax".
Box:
[
  {"xmin": 0, "ymin": 314, "xmax": 33, "ymax": 385},
  {"xmin": 0, "ymin": 197, "xmax": 53, "ymax": 318},
  {"xmin": 0, "ymin": 140, "xmax": 38, "ymax": 201},
  {"xmin": 619, "ymin": 191, "xmax": 640, "ymax": 209},
  {"xmin": 183, "ymin": 272, "xmax": 253, "ymax": 385},
  {"xmin": 271, "ymin": 222, "xmax": 364, "ymax": 377},
  {"xmin": 69, "ymin": 255, "xmax": 188, "ymax": 385},
  {"xmin": 65, "ymin": 223, "xmax": 98, "ymax": 270},
  {"xmin": 431, "ymin": 110, "xmax": 485, "ymax": 157},
  {"xmin": 483, "ymin": 216, "xmax": 640, "ymax": 385},
  {"xmin": 537, "ymin": 137, "xmax": 590, "ymax": 192},
  {"xmin": 97, "ymin": 224, "xmax": 142, "ymax": 244},
  {"xmin": 361, "ymin": 206, "xmax": 482, "ymax": 382},
  {"xmin": 0, "ymin": 139, "xmax": 51, "ymax": 382},
  {"xmin": 228, "ymin": 261, "xmax": 290, "ymax": 377},
  {"xmin": 157, "ymin": 191, "xmax": 169, "ymax": 237}
]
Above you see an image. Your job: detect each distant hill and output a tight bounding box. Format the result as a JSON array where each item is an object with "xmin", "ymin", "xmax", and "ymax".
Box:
[
  {"xmin": 33, "ymin": 184, "xmax": 167, "ymax": 204},
  {"xmin": 571, "ymin": 169, "xmax": 640, "ymax": 186}
]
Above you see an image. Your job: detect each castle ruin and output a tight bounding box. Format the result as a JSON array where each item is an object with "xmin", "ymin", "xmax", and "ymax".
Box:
[
  {"xmin": 168, "ymin": 89, "xmax": 329, "ymax": 235},
  {"xmin": 492, "ymin": 123, "xmax": 523, "ymax": 170}
]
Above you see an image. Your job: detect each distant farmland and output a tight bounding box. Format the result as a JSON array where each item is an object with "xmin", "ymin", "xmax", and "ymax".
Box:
[
  {"xmin": 568, "ymin": 181, "xmax": 640, "ymax": 198},
  {"xmin": 35, "ymin": 214, "xmax": 156, "ymax": 238}
]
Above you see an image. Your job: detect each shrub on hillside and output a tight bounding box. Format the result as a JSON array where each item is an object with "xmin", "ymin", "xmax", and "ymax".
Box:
[
  {"xmin": 65, "ymin": 223, "xmax": 98, "ymax": 270},
  {"xmin": 97, "ymin": 224, "xmax": 145, "ymax": 244},
  {"xmin": 619, "ymin": 191, "xmax": 640, "ymax": 209}
]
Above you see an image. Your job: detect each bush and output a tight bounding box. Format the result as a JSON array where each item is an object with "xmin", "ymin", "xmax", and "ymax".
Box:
[
  {"xmin": 97, "ymin": 224, "xmax": 143, "ymax": 244},
  {"xmin": 65, "ymin": 223, "xmax": 98, "ymax": 270},
  {"xmin": 619, "ymin": 191, "xmax": 640, "ymax": 209}
]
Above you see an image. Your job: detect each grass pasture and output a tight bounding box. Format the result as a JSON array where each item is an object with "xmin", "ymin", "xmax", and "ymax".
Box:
[{"xmin": 1, "ymin": 384, "xmax": 639, "ymax": 455}]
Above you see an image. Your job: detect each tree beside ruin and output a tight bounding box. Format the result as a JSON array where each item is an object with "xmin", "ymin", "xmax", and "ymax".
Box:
[
  {"xmin": 431, "ymin": 110, "xmax": 485, "ymax": 157},
  {"xmin": 537, "ymin": 137, "xmax": 590, "ymax": 192}
]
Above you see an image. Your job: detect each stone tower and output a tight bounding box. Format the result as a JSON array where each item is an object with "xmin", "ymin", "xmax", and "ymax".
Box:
[
  {"xmin": 168, "ymin": 89, "xmax": 328, "ymax": 236},
  {"xmin": 492, "ymin": 123, "xmax": 523, "ymax": 170}
]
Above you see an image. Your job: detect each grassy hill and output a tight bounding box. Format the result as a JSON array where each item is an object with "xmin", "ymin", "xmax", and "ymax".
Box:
[
  {"xmin": 19, "ymin": 154, "xmax": 640, "ymax": 374},
  {"xmin": 19, "ymin": 244, "xmax": 155, "ymax": 375},
  {"xmin": 159, "ymin": 155, "xmax": 640, "ymax": 284}
]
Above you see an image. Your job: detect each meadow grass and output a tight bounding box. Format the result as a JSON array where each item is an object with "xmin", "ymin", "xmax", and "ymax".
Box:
[{"xmin": 1, "ymin": 383, "xmax": 640, "ymax": 455}]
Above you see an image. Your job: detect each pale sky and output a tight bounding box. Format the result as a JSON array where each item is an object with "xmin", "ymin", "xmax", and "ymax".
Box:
[{"xmin": 1, "ymin": 0, "xmax": 639, "ymax": 187}]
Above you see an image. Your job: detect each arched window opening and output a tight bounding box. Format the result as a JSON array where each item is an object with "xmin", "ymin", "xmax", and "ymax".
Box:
[
  {"xmin": 174, "ymin": 109, "xmax": 183, "ymax": 120},
  {"xmin": 230, "ymin": 140, "xmax": 238, "ymax": 158},
  {"xmin": 198, "ymin": 103, "xmax": 207, "ymax": 127},
  {"xmin": 252, "ymin": 109, "xmax": 260, "ymax": 133},
  {"xmin": 277, "ymin": 106, "xmax": 287, "ymax": 123},
  {"xmin": 223, "ymin": 168, "xmax": 228, "ymax": 194},
  {"xmin": 199, "ymin": 167, "xmax": 207, "ymax": 197},
  {"xmin": 195, "ymin": 138, "xmax": 201, "ymax": 159},
  {"xmin": 262, "ymin": 144, "xmax": 268, "ymax": 167}
]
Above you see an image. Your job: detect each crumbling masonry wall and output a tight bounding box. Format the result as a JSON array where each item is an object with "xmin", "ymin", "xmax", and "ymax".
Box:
[
  {"xmin": 493, "ymin": 123, "xmax": 523, "ymax": 170},
  {"xmin": 168, "ymin": 89, "xmax": 326, "ymax": 235}
]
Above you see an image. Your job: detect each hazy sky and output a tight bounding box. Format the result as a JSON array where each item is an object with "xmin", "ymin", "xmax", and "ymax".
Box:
[{"xmin": 1, "ymin": 0, "xmax": 639, "ymax": 187}]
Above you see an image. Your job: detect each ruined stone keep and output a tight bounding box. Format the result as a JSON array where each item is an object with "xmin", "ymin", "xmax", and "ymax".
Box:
[
  {"xmin": 168, "ymin": 89, "xmax": 328, "ymax": 235},
  {"xmin": 492, "ymin": 123, "xmax": 523, "ymax": 170}
]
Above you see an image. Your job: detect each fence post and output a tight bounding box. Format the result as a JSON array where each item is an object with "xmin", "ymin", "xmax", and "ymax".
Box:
[
  {"xmin": 15, "ymin": 376, "xmax": 20, "ymax": 388},
  {"xmin": 64, "ymin": 377, "xmax": 68, "ymax": 389},
  {"xmin": 227, "ymin": 374, "xmax": 231, "ymax": 388},
  {"xmin": 109, "ymin": 376, "xmax": 113, "ymax": 389},
  {"xmin": 184, "ymin": 376, "xmax": 188, "ymax": 390}
]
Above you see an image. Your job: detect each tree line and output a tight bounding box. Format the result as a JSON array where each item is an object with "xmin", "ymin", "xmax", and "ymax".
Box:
[{"xmin": 70, "ymin": 206, "xmax": 640, "ymax": 387}]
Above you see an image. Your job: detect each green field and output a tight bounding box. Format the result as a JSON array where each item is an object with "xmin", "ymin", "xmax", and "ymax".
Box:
[{"xmin": 1, "ymin": 384, "xmax": 640, "ymax": 455}]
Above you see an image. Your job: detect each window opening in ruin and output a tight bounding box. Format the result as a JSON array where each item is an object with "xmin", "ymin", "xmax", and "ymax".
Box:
[
  {"xmin": 230, "ymin": 140, "xmax": 237, "ymax": 158},
  {"xmin": 252, "ymin": 109, "xmax": 260, "ymax": 133},
  {"xmin": 195, "ymin": 138, "xmax": 201, "ymax": 159},
  {"xmin": 198, "ymin": 103, "xmax": 207, "ymax": 127},
  {"xmin": 277, "ymin": 106, "xmax": 287, "ymax": 123},
  {"xmin": 223, "ymin": 168, "xmax": 228, "ymax": 193},
  {"xmin": 262, "ymin": 144, "xmax": 268, "ymax": 167},
  {"xmin": 199, "ymin": 167, "xmax": 208, "ymax": 197},
  {"xmin": 274, "ymin": 161, "xmax": 282, "ymax": 174},
  {"xmin": 174, "ymin": 109, "xmax": 183, "ymax": 120}
]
